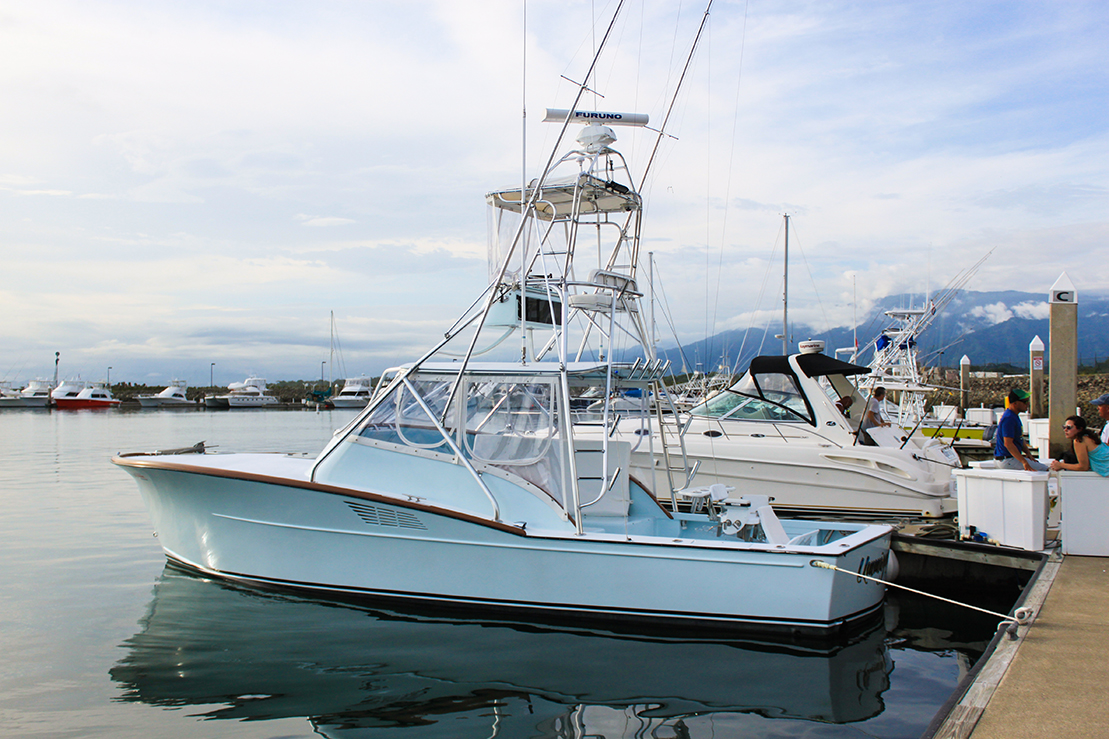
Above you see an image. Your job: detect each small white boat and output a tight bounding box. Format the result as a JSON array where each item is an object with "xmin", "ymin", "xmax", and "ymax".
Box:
[
  {"xmin": 0, "ymin": 382, "xmax": 23, "ymax": 408},
  {"xmin": 331, "ymin": 376, "xmax": 374, "ymax": 408},
  {"xmin": 116, "ymin": 65, "xmax": 891, "ymax": 636},
  {"xmin": 205, "ymin": 377, "xmax": 279, "ymax": 409},
  {"xmin": 51, "ymin": 378, "xmax": 85, "ymax": 402},
  {"xmin": 204, "ymin": 394, "xmax": 229, "ymax": 409},
  {"xmin": 19, "ymin": 379, "xmax": 52, "ymax": 407},
  {"xmin": 226, "ymin": 377, "xmax": 279, "ymax": 408},
  {"xmin": 138, "ymin": 380, "xmax": 193, "ymax": 408},
  {"xmin": 55, "ymin": 381, "xmax": 120, "ymax": 409},
  {"xmin": 612, "ymin": 343, "xmax": 961, "ymax": 520}
]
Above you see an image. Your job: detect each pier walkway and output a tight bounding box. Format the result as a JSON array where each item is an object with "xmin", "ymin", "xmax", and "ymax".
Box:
[{"xmin": 941, "ymin": 554, "xmax": 1109, "ymax": 738}]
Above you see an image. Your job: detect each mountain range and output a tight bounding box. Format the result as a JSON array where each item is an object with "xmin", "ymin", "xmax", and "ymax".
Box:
[{"xmin": 658, "ymin": 290, "xmax": 1109, "ymax": 374}]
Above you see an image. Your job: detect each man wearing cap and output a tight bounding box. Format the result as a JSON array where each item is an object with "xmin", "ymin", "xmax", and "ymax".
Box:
[
  {"xmin": 1092, "ymin": 394, "xmax": 1109, "ymax": 445},
  {"xmin": 994, "ymin": 388, "xmax": 1047, "ymax": 471}
]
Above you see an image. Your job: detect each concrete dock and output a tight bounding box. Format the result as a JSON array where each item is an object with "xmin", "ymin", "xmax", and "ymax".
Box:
[{"xmin": 933, "ymin": 554, "xmax": 1109, "ymax": 738}]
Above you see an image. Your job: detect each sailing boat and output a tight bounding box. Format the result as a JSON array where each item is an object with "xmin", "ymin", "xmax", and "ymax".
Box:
[{"xmin": 114, "ymin": 5, "xmax": 890, "ymax": 635}]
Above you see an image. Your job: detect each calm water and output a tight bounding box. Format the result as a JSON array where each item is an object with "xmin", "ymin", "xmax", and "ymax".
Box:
[{"xmin": 0, "ymin": 408, "xmax": 997, "ymax": 738}]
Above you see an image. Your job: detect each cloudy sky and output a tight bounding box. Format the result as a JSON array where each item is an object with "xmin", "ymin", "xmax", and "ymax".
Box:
[{"xmin": 1, "ymin": 0, "xmax": 1106, "ymax": 386}]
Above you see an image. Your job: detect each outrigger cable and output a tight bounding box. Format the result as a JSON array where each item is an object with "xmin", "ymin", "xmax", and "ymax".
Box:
[
  {"xmin": 638, "ymin": 0, "xmax": 714, "ymax": 191},
  {"xmin": 810, "ymin": 560, "xmax": 1034, "ymax": 639}
]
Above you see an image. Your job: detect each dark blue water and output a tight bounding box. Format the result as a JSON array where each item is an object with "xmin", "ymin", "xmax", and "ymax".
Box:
[{"xmin": 0, "ymin": 408, "xmax": 994, "ymax": 738}]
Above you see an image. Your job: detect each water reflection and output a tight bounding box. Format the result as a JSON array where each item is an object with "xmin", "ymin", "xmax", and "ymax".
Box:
[{"xmin": 112, "ymin": 567, "xmax": 894, "ymax": 737}]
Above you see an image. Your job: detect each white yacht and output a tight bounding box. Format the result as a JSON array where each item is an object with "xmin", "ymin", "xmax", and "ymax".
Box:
[
  {"xmin": 611, "ymin": 341, "xmax": 960, "ymax": 519},
  {"xmin": 138, "ymin": 380, "xmax": 193, "ymax": 408},
  {"xmin": 114, "ymin": 65, "xmax": 891, "ymax": 635},
  {"xmin": 19, "ymin": 379, "xmax": 53, "ymax": 407},
  {"xmin": 205, "ymin": 377, "xmax": 279, "ymax": 408},
  {"xmin": 51, "ymin": 378, "xmax": 88, "ymax": 405},
  {"xmin": 55, "ymin": 381, "xmax": 120, "ymax": 409},
  {"xmin": 331, "ymin": 376, "xmax": 373, "ymax": 408},
  {"xmin": 0, "ymin": 382, "xmax": 23, "ymax": 408},
  {"xmin": 226, "ymin": 377, "xmax": 279, "ymax": 407}
]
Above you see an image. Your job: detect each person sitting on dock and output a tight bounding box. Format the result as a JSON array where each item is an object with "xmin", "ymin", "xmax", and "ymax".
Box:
[
  {"xmin": 1091, "ymin": 393, "xmax": 1109, "ymax": 444},
  {"xmin": 1049, "ymin": 416, "xmax": 1109, "ymax": 476},
  {"xmin": 994, "ymin": 388, "xmax": 1048, "ymax": 471}
]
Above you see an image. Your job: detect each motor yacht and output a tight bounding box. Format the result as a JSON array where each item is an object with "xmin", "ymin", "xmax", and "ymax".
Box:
[
  {"xmin": 205, "ymin": 377, "xmax": 279, "ymax": 408},
  {"xmin": 19, "ymin": 379, "xmax": 53, "ymax": 407},
  {"xmin": 55, "ymin": 381, "xmax": 120, "ymax": 409},
  {"xmin": 138, "ymin": 380, "xmax": 193, "ymax": 408},
  {"xmin": 611, "ymin": 342, "xmax": 960, "ymax": 519},
  {"xmin": 115, "ymin": 52, "xmax": 891, "ymax": 636},
  {"xmin": 331, "ymin": 376, "xmax": 373, "ymax": 408}
]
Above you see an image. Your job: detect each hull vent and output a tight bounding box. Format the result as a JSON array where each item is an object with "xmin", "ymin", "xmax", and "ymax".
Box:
[{"xmin": 346, "ymin": 501, "xmax": 427, "ymax": 530}]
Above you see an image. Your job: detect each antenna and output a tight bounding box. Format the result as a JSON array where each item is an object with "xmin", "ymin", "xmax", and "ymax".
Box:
[{"xmin": 543, "ymin": 108, "xmax": 650, "ymax": 127}]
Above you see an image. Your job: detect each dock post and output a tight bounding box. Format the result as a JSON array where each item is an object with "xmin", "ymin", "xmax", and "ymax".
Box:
[
  {"xmin": 1048, "ymin": 274, "xmax": 1077, "ymax": 459},
  {"xmin": 1029, "ymin": 335, "xmax": 1045, "ymax": 418},
  {"xmin": 959, "ymin": 354, "xmax": 970, "ymax": 417}
]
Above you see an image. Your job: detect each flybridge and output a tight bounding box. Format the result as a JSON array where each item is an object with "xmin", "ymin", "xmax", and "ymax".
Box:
[{"xmin": 543, "ymin": 108, "xmax": 649, "ymax": 127}]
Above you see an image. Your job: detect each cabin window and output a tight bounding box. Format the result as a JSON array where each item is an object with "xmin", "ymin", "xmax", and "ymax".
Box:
[
  {"xmin": 691, "ymin": 371, "xmax": 813, "ymax": 424},
  {"xmin": 357, "ymin": 377, "xmax": 454, "ymax": 450},
  {"xmin": 463, "ymin": 380, "xmax": 557, "ymax": 466}
]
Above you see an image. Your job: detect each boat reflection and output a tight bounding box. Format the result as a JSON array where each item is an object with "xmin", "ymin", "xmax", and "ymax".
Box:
[{"xmin": 112, "ymin": 566, "xmax": 893, "ymax": 737}]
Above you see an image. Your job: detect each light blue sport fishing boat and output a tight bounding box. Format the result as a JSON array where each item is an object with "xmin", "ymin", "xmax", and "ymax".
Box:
[{"xmin": 115, "ymin": 24, "xmax": 891, "ymax": 637}]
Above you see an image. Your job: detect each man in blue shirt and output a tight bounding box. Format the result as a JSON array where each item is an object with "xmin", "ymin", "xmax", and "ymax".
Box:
[{"xmin": 994, "ymin": 388, "xmax": 1047, "ymax": 471}]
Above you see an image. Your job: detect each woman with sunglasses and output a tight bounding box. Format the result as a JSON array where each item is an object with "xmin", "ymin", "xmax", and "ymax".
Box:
[{"xmin": 1049, "ymin": 416, "xmax": 1109, "ymax": 476}]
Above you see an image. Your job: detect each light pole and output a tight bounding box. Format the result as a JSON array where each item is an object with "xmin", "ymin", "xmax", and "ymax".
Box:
[
  {"xmin": 210, "ymin": 363, "xmax": 215, "ymax": 388},
  {"xmin": 107, "ymin": 366, "xmax": 112, "ymax": 388},
  {"xmin": 321, "ymin": 362, "xmax": 326, "ymax": 382}
]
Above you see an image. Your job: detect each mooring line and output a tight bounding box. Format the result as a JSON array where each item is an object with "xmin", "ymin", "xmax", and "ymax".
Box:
[{"xmin": 810, "ymin": 560, "xmax": 1034, "ymax": 634}]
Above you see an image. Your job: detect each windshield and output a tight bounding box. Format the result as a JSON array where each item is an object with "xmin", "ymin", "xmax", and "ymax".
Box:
[{"xmin": 691, "ymin": 370, "xmax": 813, "ymax": 424}]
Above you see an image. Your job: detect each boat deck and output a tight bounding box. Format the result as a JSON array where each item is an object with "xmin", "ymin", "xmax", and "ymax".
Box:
[{"xmin": 933, "ymin": 553, "xmax": 1109, "ymax": 738}]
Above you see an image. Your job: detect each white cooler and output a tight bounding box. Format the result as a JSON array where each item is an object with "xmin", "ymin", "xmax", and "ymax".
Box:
[
  {"xmin": 1059, "ymin": 471, "xmax": 1109, "ymax": 556},
  {"xmin": 953, "ymin": 468, "xmax": 1049, "ymax": 550}
]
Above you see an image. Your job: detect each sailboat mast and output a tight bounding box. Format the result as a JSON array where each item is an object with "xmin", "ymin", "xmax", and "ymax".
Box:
[{"xmin": 782, "ymin": 213, "xmax": 789, "ymax": 355}]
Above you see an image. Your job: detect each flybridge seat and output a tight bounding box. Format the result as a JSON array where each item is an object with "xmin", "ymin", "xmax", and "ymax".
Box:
[{"xmin": 568, "ymin": 269, "xmax": 641, "ymax": 313}]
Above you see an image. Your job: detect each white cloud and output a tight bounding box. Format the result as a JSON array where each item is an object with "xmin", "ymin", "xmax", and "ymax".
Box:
[
  {"xmin": 970, "ymin": 302, "xmax": 1015, "ymax": 326},
  {"xmin": 296, "ymin": 214, "xmax": 356, "ymax": 228},
  {"xmin": 1012, "ymin": 301, "xmax": 1050, "ymax": 320}
]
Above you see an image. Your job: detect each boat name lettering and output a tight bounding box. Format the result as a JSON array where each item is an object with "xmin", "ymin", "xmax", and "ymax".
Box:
[{"xmin": 856, "ymin": 552, "xmax": 888, "ymax": 583}]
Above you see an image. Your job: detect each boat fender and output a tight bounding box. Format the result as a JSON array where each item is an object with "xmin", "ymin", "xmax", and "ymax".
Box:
[{"xmin": 886, "ymin": 550, "xmax": 899, "ymax": 583}]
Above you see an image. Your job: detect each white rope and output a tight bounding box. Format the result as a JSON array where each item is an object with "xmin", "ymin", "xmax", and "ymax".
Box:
[{"xmin": 810, "ymin": 560, "xmax": 1034, "ymax": 627}]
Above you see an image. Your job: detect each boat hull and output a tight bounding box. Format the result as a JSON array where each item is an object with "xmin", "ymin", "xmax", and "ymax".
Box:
[
  {"xmin": 330, "ymin": 397, "xmax": 369, "ymax": 408},
  {"xmin": 139, "ymin": 397, "xmax": 194, "ymax": 408},
  {"xmin": 624, "ymin": 422, "xmax": 956, "ymax": 519},
  {"xmin": 227, "ymin": 396, "xmax": 279, "ymax": 408},
  {"xmin": 54, "ymin": 398, "xmax": 120, "ymax": 409},
  {"xmin": 114, "ymin": 454, "xmax": 890, "ymax": 636}
]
